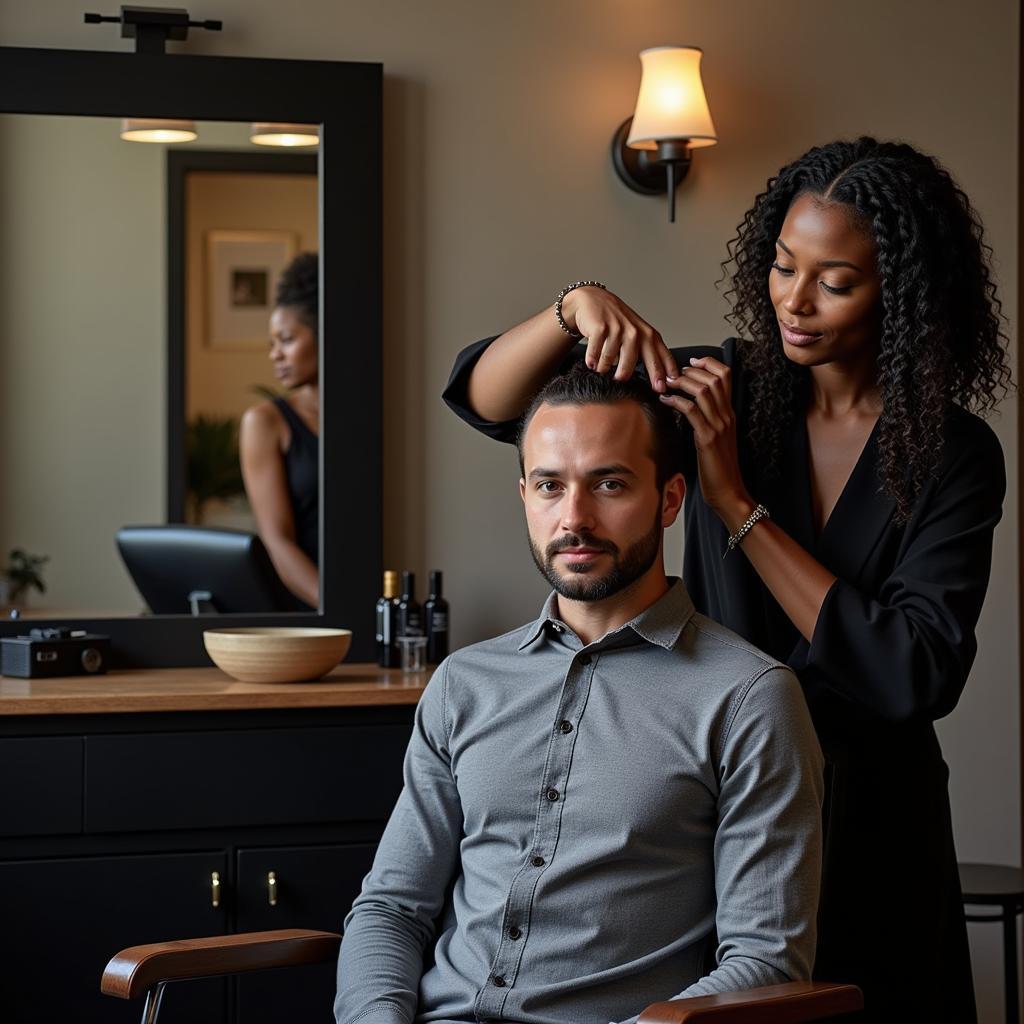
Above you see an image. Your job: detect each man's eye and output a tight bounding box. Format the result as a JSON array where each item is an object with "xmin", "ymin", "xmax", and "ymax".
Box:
[
  {"xmin": 537, "ymin": 481, "xmax": 561, "ymax": 493},
  {"xmin": 597, "ymin": 480, "xmax": 624, "ymax": 491}
]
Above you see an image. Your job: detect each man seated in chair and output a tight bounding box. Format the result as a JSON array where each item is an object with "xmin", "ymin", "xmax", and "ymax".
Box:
[{"xmin": 335, "ymin": 364, "xmax": 823, "ymax": 1024}]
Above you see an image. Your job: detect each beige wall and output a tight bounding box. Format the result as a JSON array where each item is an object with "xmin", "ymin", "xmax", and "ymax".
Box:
[
  {"xmin": 0, "ymin": 114, "xmax": 165, "ymax": 612},
  {"xmin": 2, "ymin": 1, "xmax": 1019, "ymax": 1018}
]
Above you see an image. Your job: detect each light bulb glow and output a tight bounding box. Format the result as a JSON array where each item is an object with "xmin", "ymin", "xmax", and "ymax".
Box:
[
  {"xmin": 626, "ymin": 47, "xmax": 717, "ymax": 151},
  {"xmin": 120, "ymin": 118, "xmax": 197, "ymax": 144},
  {"xmin": 249, "ymin": 123, "xmax": 319, "ymax": 148}
]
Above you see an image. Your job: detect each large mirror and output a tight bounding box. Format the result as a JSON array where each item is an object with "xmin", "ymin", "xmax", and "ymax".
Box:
[{"xmin": 0, "ymin": 47, "xmax": 381, "ymax": 664}]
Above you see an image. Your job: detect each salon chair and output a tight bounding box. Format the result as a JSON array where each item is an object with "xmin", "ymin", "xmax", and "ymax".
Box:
[
  {"xmin": 101, "ymin": 929, "xmax": 861, "ymax": 1023},
  {"xmin": 102, "ymin": 729, "xmax": 861, "ymax": 1022}
]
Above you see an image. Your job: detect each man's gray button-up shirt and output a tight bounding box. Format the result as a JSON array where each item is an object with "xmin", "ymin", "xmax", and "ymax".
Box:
[{"xmin": 336, "ymin": 580, "xmax": 823, "ymax": 1024}]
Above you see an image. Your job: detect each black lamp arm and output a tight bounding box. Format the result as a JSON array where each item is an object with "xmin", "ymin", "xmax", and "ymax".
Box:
[
  {"xmin": 611, "ymin": 118, "xmax": 693, "ymax": 223},
  {"xmin": 84, "ymin": 6, "xmax": 223, "ymax": 54}
]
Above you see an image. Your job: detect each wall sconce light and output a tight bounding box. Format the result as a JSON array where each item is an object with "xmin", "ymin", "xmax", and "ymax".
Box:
[
  {"xmin": 120, "ymin": 117, "xmax": 197, "ymax": 143},
  {"xmin": 611, "ymin": 46, "xmax": 717, "ymax": 223},
  {"xmin": 249, "ymin": 122, "xmax": 319, "ymax": 147}
]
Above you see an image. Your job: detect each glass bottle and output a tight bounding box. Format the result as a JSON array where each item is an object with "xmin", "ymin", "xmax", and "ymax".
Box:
[
  {"xmin": 424, "ymin": 570, "xmax": 449, "ymax": 664},
  {"xmin": 398, "ymin": 570, "xmax": 422, "ymax": 637},
  {"xmin": 375, "ymin": 570, "xmax": 400, "ymax": 667}
]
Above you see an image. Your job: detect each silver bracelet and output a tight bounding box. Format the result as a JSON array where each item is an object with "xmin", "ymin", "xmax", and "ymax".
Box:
[
  {"xmin": 554, "ymin": 280, "xmax": 606, "ymax": 338},
  {"xmin": 724, "ymin": 503, "xmax": 770, "ymax": 558}
]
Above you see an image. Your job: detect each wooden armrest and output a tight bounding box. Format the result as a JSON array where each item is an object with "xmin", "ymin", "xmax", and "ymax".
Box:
[
  {"xmin": 101, "ymin": 928, "xmax": 341, "ymax": 999},
  {"xmin": 638, "ymin": 981, "xmax": 863, "ymax": 1023}
]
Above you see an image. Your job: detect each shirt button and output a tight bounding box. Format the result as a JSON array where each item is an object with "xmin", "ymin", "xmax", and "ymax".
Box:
[
  {"xmin": 531, "ymin": 854, "xmax": 545, "ymax": 867},
  {"xmin": 546, "ymin": 787, "xmax": 560, "ymax": 801},
  {"xmin": 508, "ymin": 926, "xmax": 522, "ymax": 940},
  {"xmin": 578, "ymin": 653, "xmax": 592, "ymax": 666},
  {"xmin": 558, "ymin": 720, "xmax": 573, "ymax": 734},
  {"xmin": 551, "ymin": 623, "xmax": 563, "ymax": 633},
  {"xmin": 492, "ymin": 975, "xmax": 506, "ymax": 988}
]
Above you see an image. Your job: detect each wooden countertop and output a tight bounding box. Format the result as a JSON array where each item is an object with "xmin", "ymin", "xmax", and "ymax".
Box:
[{"xmin": 0, "ymin": 662, "xmax": 431, "ymax": 715}]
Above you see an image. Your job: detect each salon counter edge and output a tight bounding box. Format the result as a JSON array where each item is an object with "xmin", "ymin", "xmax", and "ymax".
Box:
[{"xmin": 0, "ymin": 662, "xmax": 432, "ymax": 716}]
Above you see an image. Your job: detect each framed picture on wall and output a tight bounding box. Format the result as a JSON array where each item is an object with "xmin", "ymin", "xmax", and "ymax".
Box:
[{"xmin": 204, "ymin": 229, "xmax": 299, "ymax": 349}]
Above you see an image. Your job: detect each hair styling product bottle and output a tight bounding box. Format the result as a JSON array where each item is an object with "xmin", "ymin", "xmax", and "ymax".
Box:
[
  {"xmin": 398, "ymin": 570, "xmax": 422, "ymax": 637},
  {"xmin": 376, "ymin": 570, "xmax": 401, "ymax": 667},
  {"xmin": 424, "ymin": 570, "xmax": 449, "ymax": 664}
]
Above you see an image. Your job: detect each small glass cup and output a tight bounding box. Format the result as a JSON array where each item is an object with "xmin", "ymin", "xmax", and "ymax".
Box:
[{"xmin": 396, "ymin": 634, "xmax": 428, "ymax": 672}]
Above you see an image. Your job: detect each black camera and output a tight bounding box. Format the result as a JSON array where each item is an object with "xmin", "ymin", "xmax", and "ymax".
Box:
[{"xmin": 0, "ymin": 627, "xmax": 111, "ymax": 678}]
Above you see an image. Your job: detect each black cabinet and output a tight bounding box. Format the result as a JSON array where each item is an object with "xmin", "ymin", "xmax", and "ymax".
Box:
[
  {"xmin": 235, "ymin": 843, "xmax": 378, "ymax": 1024},
  {"xmin": 0, "ymin": 851, "xmax": 227, "ymax": 1023},
  {"xmin": 0, "ymin": 705, "xmax": 413, "ymax": 1024}
]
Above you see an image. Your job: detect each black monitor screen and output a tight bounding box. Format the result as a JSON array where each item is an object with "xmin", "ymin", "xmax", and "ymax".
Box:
[{"xmin": 116, "ymin": 525, "xmax": 308, "ymax": 615}]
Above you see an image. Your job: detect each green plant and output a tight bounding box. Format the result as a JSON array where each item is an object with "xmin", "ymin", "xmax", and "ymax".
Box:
[
  {"xmin": 6, "ymin": 548, "xmax": 49, "ymax": 603},
  {"xmin": 186, "ymin": 414, "xmax": 245, "ymax": 524}
]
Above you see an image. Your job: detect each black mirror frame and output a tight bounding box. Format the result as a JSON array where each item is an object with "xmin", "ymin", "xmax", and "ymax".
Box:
[{"xmin": 0, "ymin": 46, "xmax": 382, "ymax": 666}]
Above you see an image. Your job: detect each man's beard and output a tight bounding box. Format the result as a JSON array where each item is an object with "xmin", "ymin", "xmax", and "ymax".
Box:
[{"xmin": 529, "ymin": 511, "xmax": 662, "ymax": 602}]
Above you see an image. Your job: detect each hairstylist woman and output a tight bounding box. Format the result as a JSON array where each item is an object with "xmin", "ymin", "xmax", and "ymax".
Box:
[
  {"xmin": 443, "ymin": 138, "xmax": 1011, "ymax": 1022},
  {"xmin": 240, "ymin": 251, "xmax": 319, "ymax": 608}
]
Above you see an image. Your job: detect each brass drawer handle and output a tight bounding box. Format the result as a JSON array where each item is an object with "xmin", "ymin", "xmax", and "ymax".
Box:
[
  {"xmin": 267, "ymin": 870, "xmax": 278, "ymax": 906},
  {"xmin": 211, "ymin": 871, "xmax": 221, "ymax": 908}
]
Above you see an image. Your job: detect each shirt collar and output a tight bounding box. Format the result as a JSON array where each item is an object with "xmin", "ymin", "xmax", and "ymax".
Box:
[
  {"xmin": 516, "ymin": 578, "xmax": 695, "ymax": 653},
  {"xmin": 517, "ymin": 591, "xmax": 561, "ymax": 651}
]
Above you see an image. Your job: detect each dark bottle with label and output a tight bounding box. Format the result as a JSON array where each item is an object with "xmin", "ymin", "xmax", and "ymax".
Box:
[
  {"xmin": 375, "ymin": 570, "xmax": 401, "ymax": 667},
  {"xmin": 398, "ymin": 570, "xmax": 422, "ymax": 637},
  {"xmin": 424, "ymin": 570, "xmax": 449, "ymax": 664}
]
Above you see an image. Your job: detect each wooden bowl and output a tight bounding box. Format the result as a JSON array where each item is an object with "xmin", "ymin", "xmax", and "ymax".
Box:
[{"xmin": 203, "ymin": 627, "xmax": 352, "ymax": 683}]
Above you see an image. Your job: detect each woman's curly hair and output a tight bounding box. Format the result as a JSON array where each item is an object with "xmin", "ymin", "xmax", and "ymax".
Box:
[
  {"xmin": 275, "ymin": 250, "xmax": 319, "ymax": 332},
  {"xmin": 724, "ymin": 137, "xmax": 1011, "ymax": 522}
]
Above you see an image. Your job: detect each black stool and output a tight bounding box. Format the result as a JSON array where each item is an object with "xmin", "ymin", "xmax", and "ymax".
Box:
[{"xmin": 959, "ymin": 862, "xmax": 1024, "ymax": 1024}]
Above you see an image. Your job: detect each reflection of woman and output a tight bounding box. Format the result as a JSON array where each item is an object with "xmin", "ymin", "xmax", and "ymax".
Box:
[
  {"xmin": 445, "ymin": 139, "xmax": 1011, "ymax": 1022},
  {"xmin": 240, "ymin": 251, "xmax": 319, "ymax": 608}
]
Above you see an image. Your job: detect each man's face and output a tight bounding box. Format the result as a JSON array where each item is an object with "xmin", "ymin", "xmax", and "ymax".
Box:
[{"xmin": 519, "ymin": 401, "xmax": 682, "ymax": 602}]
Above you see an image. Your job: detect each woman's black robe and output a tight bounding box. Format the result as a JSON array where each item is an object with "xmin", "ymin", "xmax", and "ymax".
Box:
[{"xmin": 444, "ymin": 336, "xmax": 1006, "ymax": 1023}]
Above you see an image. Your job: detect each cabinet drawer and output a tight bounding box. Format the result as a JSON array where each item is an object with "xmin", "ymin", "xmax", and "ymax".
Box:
[
  {"xmin": 84, "ymin": 724, "xmax": 410, "ymax": 833},
  {"xmin": 236, "ymin": 842, "xmax": 376, "ymax": 933},
  {"xmin": 236, "ymin": 843, "xmax": 376, "ymax": 1024},
  {"xmin": 0, "ymin": 851, "xmax": 226, "ymax": 1023},
  {"xmin": 0, "ymin": 736, "xmax": 82, "ymax": 836}
]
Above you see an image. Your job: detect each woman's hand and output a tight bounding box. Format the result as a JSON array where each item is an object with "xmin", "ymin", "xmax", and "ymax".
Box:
[
  {"xmin": 659, "ymin": 356, "xmax": 753, "ymax": 529},
  {"xmin": 561, "ymin": 287, "xmax": 679, "ymax": 392}
]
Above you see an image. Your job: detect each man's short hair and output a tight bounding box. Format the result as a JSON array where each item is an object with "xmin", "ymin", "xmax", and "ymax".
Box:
[{"xmin": 516, "ymin": 361, "xmax": 685, "ymax": 489}]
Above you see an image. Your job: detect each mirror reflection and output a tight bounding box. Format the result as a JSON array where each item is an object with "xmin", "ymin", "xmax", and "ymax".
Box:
[{"xmin": 0, "ymin": 113, "xmax": 319, "ymax": 618}]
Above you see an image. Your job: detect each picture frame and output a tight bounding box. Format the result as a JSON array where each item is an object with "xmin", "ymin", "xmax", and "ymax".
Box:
[{"xmin": 204, "ymin": 229, "xmax": 299, "ymax": 349}]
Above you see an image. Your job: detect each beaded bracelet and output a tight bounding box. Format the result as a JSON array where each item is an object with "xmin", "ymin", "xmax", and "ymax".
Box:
[
  {"xmin": 554, "ymin": 280, "xmax": 606, "ymax": 338},
  {"xmin": 724, "ymin": 504, "xmax": 770, "ymax": 559}
]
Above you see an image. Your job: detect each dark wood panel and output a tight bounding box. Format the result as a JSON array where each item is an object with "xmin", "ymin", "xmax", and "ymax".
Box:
[
  {"xmin": 85, "ymin": 725, "xmax": 409, "ymax": 832},
  {"xmin": 0, "ymin": 736, "xmax": 82, "ymax": 836},
  {"xmin": 0, "ymin": 851, "xmax": 227, "ymax": 1023}
]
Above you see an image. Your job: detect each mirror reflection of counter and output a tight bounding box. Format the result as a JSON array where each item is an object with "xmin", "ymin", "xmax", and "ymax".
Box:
[{"xmin": 0, "ymin": 663, "xmax": 427, "ymax": 1023}]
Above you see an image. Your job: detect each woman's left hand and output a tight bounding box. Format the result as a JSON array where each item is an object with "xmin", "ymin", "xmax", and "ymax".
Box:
[{"xmin": 659, "ymin": 356, "xmax": 753, "ymax": 526}]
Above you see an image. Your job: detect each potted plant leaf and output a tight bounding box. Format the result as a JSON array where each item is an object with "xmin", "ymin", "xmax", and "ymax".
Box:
[
  {"xmin": 0, "ymin": 548, "xmax": 49, "ymax": 610},
  {"xmin": 185, "ymin": 414, "xmax": 246, "ymax": 524}
]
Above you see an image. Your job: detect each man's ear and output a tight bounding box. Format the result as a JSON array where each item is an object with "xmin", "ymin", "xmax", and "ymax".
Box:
[
  {"xmin": 661, "ymin": 473, "xmax": 685, "ymax": 528},
  {"xmin": 519, "ymin": 478, "xmax": 526, "ymax": 503}
]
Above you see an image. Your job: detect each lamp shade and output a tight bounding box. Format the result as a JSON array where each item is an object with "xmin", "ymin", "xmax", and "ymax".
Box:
[
  {"xmin": 120, "ymin": 118, "xmax": 197, "ymax": 143},
  {"xmin": 625, "ymin": 47, "xmax": 717, "ymax": 151},
  {"xmin": 249, "ymin": 122, "xmax": 319, "ymax": 147}
]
